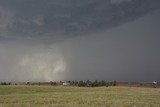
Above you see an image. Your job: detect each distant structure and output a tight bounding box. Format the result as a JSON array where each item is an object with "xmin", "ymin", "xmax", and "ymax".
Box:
[
  {"xmin": 153, "ymin": 81, "xmax": 157, "ymax": 84},
  {"xmin": 63, "ymin": 82, "xmax": 70, "ymax": 86},
  {"xmin": 153, "ymin": 81, "xmax": 157, "ymax": 88}
]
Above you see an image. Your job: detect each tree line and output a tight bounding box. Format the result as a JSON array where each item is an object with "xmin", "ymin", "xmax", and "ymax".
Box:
[
  {"xmin": 0, "ymin": 80, "xmax": 117, "ymax": 87},
  {"xmin": 64, "ymin": 80, "xmax": 117, "ymax": 87}
]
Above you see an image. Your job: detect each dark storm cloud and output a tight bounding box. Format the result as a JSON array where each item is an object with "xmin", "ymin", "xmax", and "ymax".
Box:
[
  {"xmin": 0, "ymin": 0, "xmax": 160, "ymax": 40},
  {"xmin": 59, "ymin": 9, "xmax": 160, "ymax": 82},
  {"xmin": 0, "ymin": 0, "xmax": 160, "ymax": 82}
]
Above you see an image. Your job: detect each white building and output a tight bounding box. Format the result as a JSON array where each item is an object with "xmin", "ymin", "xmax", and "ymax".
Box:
[{"xmin": 63, "ymin": 82, "xmax": 70, "ymax": 86}]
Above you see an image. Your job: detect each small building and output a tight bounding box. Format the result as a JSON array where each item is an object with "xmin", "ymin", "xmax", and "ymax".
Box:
[
  {"xmin": 153, "ymin": 81, "xmax": 157, "ymax": 85},
  {"xmin": 63, "ymin": 82, "xmax": 70, "ymax": 86},
  {"xmin": 153, "ymin": 81, "xmax": 157, "ymax": 88}
]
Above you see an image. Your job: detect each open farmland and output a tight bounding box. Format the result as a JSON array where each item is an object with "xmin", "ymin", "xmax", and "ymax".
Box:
[{"xmin": 0, "ymin": 85, "xmax": 160, "ymax": 107}]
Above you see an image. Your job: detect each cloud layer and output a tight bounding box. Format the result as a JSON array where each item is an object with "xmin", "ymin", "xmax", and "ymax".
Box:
[
  {"xmin": 0, "ymin": 0, "xmax": 160, "ymax": 82},
  {"xmin": 0, "ymin": 0, "xmax": 160, "ymax": 41}
]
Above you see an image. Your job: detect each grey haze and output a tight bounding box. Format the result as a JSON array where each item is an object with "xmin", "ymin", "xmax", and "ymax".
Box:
[{"xmin": 0, "ymin": 0, "xmax": 160, "ymax": 82}]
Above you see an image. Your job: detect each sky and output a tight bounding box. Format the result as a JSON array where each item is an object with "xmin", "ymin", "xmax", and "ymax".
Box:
[{"xmin": 0, "ymin": 0, "xmax": 160, "ymax": 82}]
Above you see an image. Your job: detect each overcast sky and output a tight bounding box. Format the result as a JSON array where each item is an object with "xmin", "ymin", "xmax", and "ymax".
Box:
[{"xmin": 0, "ymin": 0, "xmax": 160, "ymax": 82}]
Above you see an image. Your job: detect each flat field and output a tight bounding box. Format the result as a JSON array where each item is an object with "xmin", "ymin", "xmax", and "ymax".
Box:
[{"xmin": 0, "ymin": 85, "xmax": 160, "ymax": 107}]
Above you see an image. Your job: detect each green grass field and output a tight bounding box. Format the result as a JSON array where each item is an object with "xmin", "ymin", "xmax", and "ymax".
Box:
[{"xmin": 0, "ymin": 85, "xmax": 160, "ymax": 107}]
